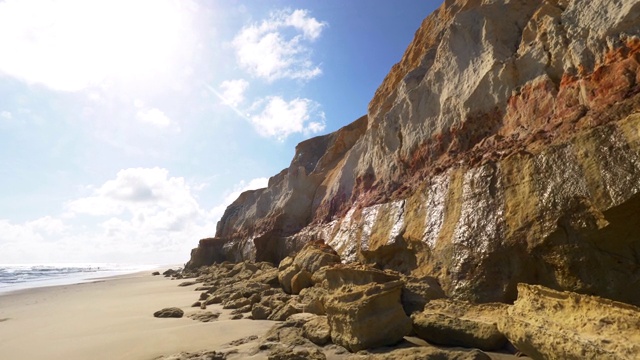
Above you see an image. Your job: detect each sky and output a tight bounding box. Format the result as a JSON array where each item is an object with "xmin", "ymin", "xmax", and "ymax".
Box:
[{"xmin": 0, "ymin": 0, "xmax": 439, "ymax": 265}]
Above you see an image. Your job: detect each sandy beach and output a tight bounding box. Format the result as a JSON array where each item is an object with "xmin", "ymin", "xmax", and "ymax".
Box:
[{"xmin": 0, "ymin": 270, "xmax": 274, "ymax": 360}]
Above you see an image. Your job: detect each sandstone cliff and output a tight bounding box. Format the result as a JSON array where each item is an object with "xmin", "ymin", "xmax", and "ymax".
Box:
[{"xmin": 188, "ymin": 0, "xmax": 640, "ymax": 306}]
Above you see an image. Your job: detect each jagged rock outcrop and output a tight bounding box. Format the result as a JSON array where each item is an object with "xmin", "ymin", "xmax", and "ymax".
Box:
[
  {"xmin": 498, "ymin": 284, "xmax": 640, "ymax": 359},
  {"xmin": 188, "ymin": 0, "xmax": 640, "ymax": 306}
]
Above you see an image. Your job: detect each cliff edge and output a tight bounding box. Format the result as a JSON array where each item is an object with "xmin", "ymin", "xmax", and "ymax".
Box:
[{"xmin": 188, "ymin": 0, "xmax": 640, "ymax": 306}]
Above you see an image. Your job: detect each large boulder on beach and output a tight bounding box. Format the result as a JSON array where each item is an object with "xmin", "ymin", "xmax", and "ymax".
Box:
[
  {"xmin": 412, "ymin": 299, "xmax": 507, "ymax": 351},
  {"xmin": 153, "ymin": 307, "xmax": 184, "ymax": 318},
  {"xmin": 499, "ymin": 284, "xmax": 640, "ymax": 359},
  {"xmin": 324, "ymin": 266, "xmax": 411, "ymax": 352}
]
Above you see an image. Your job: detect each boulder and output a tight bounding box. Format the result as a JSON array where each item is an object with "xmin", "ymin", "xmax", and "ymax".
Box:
[
  {"xmin": 290, "ymin": 270, "xmax": 313, "ymax": 295},
  {"xmin": 153, "ymin": 307, "xmax": 184, "ymax": 318},
  {"xmin": 277, "ymin": 257, "xmax": 299, "ymax": 294},
  {"xmin": 303, "ymin": 315, "xmax": 331, "ymax": 346},
  {"xmin": 499, "ymin": 284, "xmax": 640, "ymax": 359},
  {"xmin": 412, "ymin": 299, "xmax": 508, "ymax": 351},
  {"xmin": 325, "ymin": 279, "xmax": 411, "ymax": 352},
  {"xmin": 251, "ymin": 303, "xmax": 272, "ymax": 320},
  {"xmin": 400, "ymin": 275, "xmax": 446, "ymax": 315},
  {"xmin": 151, "ymin": 271, "xmax": 160, "ymax": 276},
  {"xmin": 292, "ymin": 241, "xmax": 341, "ymax": 274},
  {"xmin": 298, "ymin": 286, "xmax": 327, "ymax": 315},
  {"xmin": 268, "ymin": 301, "xmax": 302, "ymax": 321}
]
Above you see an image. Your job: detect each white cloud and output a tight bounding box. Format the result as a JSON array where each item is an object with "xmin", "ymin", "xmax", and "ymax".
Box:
[
  {"xmin": 66, "ymin": 168, "xmax": 198, "ymax": 218},
  {"xmin": 1, "ymin": 111, "xmax": 12, "ymax": 120},
  {"xmin": 250, "ymin": 96, "xmax": 325, "ymax": 141},
  {"xmin": 0, "ymin": 171, "xmax": 273, "ymax": 264},
  {"xmin": 136, "ymin": 107, "xmax": 172, "ymax": 128},
  {"xmin": 232, "ymin": 9, "xmax": 326, "ymax": 81},
  {"xmin": 219, "ymin": 79, "xmax": 249, "ymax": 107},
  {"xmin": 0, "ymin": 0, "xmax": 193, "ymax": 92}
]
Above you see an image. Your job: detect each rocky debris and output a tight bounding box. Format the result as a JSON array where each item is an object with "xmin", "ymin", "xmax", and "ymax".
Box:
[
  {"xmin": 278, "ymin": 242, "xmax": 341, "ymax": 294},
  {"xmin": 152, "ymin": 271, "xmax": 160, "ymax": 276},
  {"xmin": 303, "ymin": 315, "xmax": 331, "ymax": 346},
  {"xmin": 297, "ymin": 286, "xmax": 327, "ymax": 315},
  {"xmin": 346, "ymin": 347, "xmax": 491, "ymax": 360},
  {"xmin": 163, "ymin": 269, "xmax": 179, "ymax": 277},
  {"xmin": 187, "ymin": 311, "xmax": 220, "ymax": 323},
  {"xmin": 267, "ymin": 347, "xmax": 326, "ymax": 360},
  {"xmin": 499, "ymin": 284, "xmax": 640, "ymax": 359},
  {"xmin": 255, "ymin": 313, "xmax": 324, "ymax": 358},
  {"xmin": 401, "ymin": 275, "xmax": 446, "ymax": 315},
  {"xmin": 153, "ymin": 307, "xmax": 184, "ymax": 318},
  {"xmin": 153, "ymin": 350, "xmax": 228, "ymax": 360},
  {"xmin": 227, "ymin": 335, "xmax": 258, "ymax": 346},
  {"xmin": 324, "ymin": 265, "xmax": 412, "ymax": 352},
  {"xmin": 412, "ymin": 299, "xmax": 508, "ymax": 351},
  {"xmin": 178, "ymin": 281, "xmax": 198, "ymax": 287}
]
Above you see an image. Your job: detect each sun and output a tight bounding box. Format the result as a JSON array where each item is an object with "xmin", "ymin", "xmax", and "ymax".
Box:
[{"xmin": 0, "ymin": 0, "xmax": 194, "ymax": 92}]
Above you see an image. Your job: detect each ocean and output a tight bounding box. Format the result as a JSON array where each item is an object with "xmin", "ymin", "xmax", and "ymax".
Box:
[{"xmin": 0, "ymin": 263, "xmax": 161, "ymax": 294}]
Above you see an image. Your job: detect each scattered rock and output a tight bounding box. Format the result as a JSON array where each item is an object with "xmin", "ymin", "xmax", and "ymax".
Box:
[
  {"xmin": 303, "ymin": 315, "xmax": 331, "ymax": 346},
  {"xmin": 191, "ymin": 301, "xmax": 202, "ymax": 308},
  {"xmin": 152, "ymin": 271, "xmax": 161, "ymax": 276},
  {"xmin": 298, "ymin": 286, "xmax": 327, "ymax": 315},
  {"xmin": 412, "ymin": 299, "xmax": 508, "ymax": 351},
  {"xmin": 230, "ymin": 314, "xmax": 243, "ymax": 320},
  {"xmin": 401, "ymin": 275, "xmax": 446, "ymax": 315},
  {"xmin": 251, "ymin": 303, "xmax": 272, "ymax": 320},
  {"xmin": 179, "ymin": 281, "xmax": 198, "ymax": 287},
  {"xmin": 267, "ymin": 347, "xmax": 326, "ymax": 360},
  {"xmin": 153, "ymin": 350, "xmax": 227, "ymax": 360},
  {"xmin": 290, "ymin": 269, "xmax": 313, "ymax": 295},
  {"xmin": 163, "ymin": 269, "xmax": 179, "ymax": 277},
  {"xmin": 227, "ymin": 335, "xmax": 258, "ymax": 346},
  {"xmin": 187, "ymin": 311, "xmax": 220, "ymax": 322},
  {"xmin": 346, "ymin": 347, "xmax": 491, "ymax": 360},
  {"xmin": 499, "ymin": 284, "xmax": 640, "ymax": 359},
  {"xmin": 153, "ymin": 307, "xmax": 184, "ymax": 318}
]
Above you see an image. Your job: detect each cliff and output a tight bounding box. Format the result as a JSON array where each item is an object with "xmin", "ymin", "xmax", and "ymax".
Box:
[{"xmin": 188, "ymin": 0, "xmax": 640, "ymax": 306}]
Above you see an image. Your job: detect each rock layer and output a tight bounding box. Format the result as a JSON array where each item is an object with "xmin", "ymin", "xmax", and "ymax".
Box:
[
  {"xmin": 499, "ymin": 284, "xmax": 640, "ymax": 359},
  {"xmin": 187, "ymin": 0, "xmax": 640, "ymax": 305}
]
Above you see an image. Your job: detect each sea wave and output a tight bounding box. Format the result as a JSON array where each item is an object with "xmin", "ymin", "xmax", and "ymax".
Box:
[{"xmin": 0, "ymin": 263, "xmax": 161, "ymax": 294}]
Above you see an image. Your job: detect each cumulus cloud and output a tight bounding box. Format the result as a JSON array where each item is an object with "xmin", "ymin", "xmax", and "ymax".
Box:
[
  {"xmin": 0, "ymin": 170, "xmax": 273, "ymax": 264},
  {"xmin": 250, "ymin": 96, "xmax": 325, "ymax": 141},
  {"xmin": 66, "ymin": 167, "xmax": 198, "ymax": 219},
  {"xmin": 232, "ymin": 9, "xmax": 326, "ymax": 81},
  {"xmin": 219, "ymin": 79, "xmax": 250, "ymax": 107},
  {"xmin": 136, "ymin": 108, "xmax": 172, "ymax": 128}
]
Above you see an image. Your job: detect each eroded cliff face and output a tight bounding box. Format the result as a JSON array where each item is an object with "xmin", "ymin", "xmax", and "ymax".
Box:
[{"xmin": 188, "ymin": 0, "xmax": 640, "ymax": 305}]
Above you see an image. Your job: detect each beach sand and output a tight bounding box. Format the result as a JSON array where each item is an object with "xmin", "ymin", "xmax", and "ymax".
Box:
[{"xmin": 0, "ymin": 270, "xmax": 274, "ymax": 360}]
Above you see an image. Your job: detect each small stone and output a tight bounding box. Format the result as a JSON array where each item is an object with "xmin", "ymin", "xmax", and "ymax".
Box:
[{"xmin": 153, "ymin": 307, "xmax": 184, "ymax": 318}]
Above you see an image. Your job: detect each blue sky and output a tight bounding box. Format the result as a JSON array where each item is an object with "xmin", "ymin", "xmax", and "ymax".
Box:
[{"xmin": 0, "ymin": 0, "xmax": 439, "ymax": 264}]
